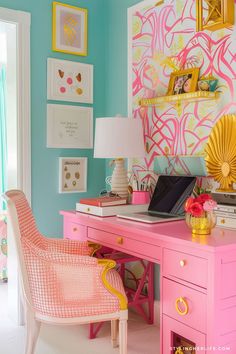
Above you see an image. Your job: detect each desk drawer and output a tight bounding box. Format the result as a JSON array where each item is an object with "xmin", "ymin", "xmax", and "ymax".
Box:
[
  {"xmin": 163, "ymin": 249, "xmax": 208, "ymax": 288},
  {"xmin": 64, "ymin": 221, "xmax": 87, "ymax": 241},
  {"xmin": 163, "ymin": 278, "xmax": 207, "ymax": 333},
  {"xmin": 88, "ymin": 228, "xmax": 161, "ymax": 262}
]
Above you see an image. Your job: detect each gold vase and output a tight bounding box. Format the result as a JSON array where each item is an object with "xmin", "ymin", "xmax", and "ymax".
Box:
[{"xmin": 185, "ymin": 211, "xmax": 216, "ymax": 235}]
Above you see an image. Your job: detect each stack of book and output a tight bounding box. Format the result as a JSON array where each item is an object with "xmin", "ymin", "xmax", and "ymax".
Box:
[
  {"xmin": 76, "ymin": 196, "xmax": 148, "ymax": 217},
  {"xmin": 215, "ymin": 204, "xmax": 236, "ymax": 229},
  {"xmin": 79, "ymin": 196, "xmax": 127, "ymax": 207},
  {"xmin": 213, "ymin": 192, "xmax": 236, "ymax": 229}
]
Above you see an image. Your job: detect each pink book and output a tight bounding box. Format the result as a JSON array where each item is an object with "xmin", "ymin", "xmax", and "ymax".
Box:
[{"xmin": 79, "ymin": 196, "xmax": 127, "ymax": 207}]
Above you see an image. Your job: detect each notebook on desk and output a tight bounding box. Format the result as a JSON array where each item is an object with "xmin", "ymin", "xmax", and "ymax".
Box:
[{"xmin": 117, "ymin": 175, "xmax": 196, "ymax": 224}]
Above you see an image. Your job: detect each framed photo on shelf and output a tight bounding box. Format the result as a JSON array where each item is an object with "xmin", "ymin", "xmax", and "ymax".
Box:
[
  {"xmin": 59, "ymin": 157, "xmax": 87, "ymax": 193},
  {"xmin": 167, "ymin": 68, "xmax": 200, "ymax": 95},
  {"xmin": 47, "ymin": 104, "xmax": 93, "ymax": 148},
  {"xmin": 52, "ymin": 2, "xmax": 88, "ymax": 56},
  {"xmin": 47, "ymin": 58, "xmax": 93, "ymax": 103}
]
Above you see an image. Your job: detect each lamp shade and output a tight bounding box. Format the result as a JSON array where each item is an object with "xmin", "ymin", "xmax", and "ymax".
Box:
[{"xmin": 94, "ymin": 117, "xmax": 145, "ymax": 158}]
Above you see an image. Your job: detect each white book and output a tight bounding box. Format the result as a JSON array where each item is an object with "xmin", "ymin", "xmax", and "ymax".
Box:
[
  {"xmin": 76, "ymin": 203, "xmax": 149, "ymax": 217},
  {"xmin": 217, "ymin": 204, "xmax": 236, "ymax": 214}
]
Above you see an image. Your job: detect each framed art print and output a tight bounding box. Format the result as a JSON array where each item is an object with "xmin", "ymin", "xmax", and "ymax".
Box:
[
  {"xmin": 47, "ymin": 58, "xmax": 93, "ymax": 103},
  {"xmin": 52, "ymin": 2, "xmax": 88, "ymax": 56},
  {"xmin": 59, "ymin": 157, "xmax": 87, "ymax": 193},
  {"xmin": 47, "ymin": 104, "xmax": 93, "ymax": 148}
]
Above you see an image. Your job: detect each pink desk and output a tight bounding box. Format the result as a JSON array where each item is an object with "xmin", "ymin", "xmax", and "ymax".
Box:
[{"xmin": 60, "ymin": 210, "xmax": 236, "ymax": 354}]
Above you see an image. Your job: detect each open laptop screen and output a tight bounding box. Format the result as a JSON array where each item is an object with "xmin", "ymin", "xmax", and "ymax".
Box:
[{"xmin": 148, "ymin": 176, "xmax": 196, "ymax": 215}]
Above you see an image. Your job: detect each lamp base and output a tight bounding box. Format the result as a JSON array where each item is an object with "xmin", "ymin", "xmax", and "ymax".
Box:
[{"xmin": 111, "ymin": 159, "xmax": 128, "ymax": 199}]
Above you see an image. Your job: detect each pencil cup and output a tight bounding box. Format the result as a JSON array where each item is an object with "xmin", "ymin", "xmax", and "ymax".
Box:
[{"xmin": 132, "ymin": 191, "xmax": 150, "ymax": 205}]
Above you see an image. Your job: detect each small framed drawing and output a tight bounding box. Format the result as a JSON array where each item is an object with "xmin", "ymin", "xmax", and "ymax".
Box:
[
  {"xmin": 52, "ymin": 2, "xmax": 87, "ymax": 56},
  {"xmin": 59, "ymin": 157, "xmax": 87, "ymax": 193},
  {"xmin": 47, "ymin": 104, "xmax": 93, "ymax": 148},
  {"xmin": 47, "ymin": 58, "xmax": 93, "ymax": 103},
  {"xmin": 167, "ymin": 68, "xmax": 200, "ymax": 95}
]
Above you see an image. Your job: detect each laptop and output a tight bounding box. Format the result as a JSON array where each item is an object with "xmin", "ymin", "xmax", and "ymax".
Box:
[{"xmin": 118, "ymin": 175, "xmax": 196, "ymax": 224}]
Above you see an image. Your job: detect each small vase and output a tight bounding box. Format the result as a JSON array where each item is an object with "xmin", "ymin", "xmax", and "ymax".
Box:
[{"xmin": 185, "ymin": 211, "xmax": 216, "ymax": 235}]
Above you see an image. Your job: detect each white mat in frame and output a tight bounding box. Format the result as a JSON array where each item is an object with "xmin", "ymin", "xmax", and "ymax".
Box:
[
  {"xmin": 47, "ymin": 58, "xmax": 93, "ymax": 103},
  {"xmin": 47, "ymin": 104, "xmax": 93, "ymax": 148},
  {"xmin": 59, "ymin": 157, "xmax": 87, "ymax": 193}
]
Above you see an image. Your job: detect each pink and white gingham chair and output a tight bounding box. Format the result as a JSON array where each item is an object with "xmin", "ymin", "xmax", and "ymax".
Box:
[{"xmin": 4, "ymin": 190, "xmax": 128, "ymax": 354}]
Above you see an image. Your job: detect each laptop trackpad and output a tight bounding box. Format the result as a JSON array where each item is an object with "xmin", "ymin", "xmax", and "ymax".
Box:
[{"xmin": 136, "ymin": 212, "xmax": 179, "ymax": 219}]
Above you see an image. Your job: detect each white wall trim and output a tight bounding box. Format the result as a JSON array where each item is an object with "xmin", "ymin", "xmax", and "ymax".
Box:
[
  {"xmin": 0, "ymin": 7, "xmax": 31, "ymax": 326},
  {"xmin": 0, "ymin": 7, "xmax": 31, "ymax": 203}
]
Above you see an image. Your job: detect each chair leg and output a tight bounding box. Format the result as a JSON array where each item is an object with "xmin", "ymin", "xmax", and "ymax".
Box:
[
  {"xmin": 25, "ymin": 309, "xmax": 41, "ymax": 354},
  {"xmin": 119, "ymin": 318, "xmax": 127, "ymax": 354},
  {"xmin": 111, "ymin": 319, "xmax": 118, "ymax": 348}
]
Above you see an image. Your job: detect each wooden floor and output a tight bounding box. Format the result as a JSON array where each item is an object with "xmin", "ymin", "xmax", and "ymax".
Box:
[{"xmin": 0, "ymin": 282, "xmax": 160, "ymax": 354}]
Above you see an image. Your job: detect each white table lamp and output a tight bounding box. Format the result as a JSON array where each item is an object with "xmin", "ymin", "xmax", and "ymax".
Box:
[{"xmin": 94, "ymin": 117, "xmax": 145, "ymax": 199}]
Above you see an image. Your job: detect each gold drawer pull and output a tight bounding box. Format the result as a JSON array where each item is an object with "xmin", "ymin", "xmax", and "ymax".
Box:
[
  {"xmin": 175, "ymin": 297, "xmax": 189, "ymax": 316},
  {"xmin": 87, "ymin": 208, "xmax": 91, "ymax": 212},
  {"xmin": 175, "ymin": 348, "xmax": 184, "ymax": 354},
  {"xmin": 73, "ymin": 227, "xmax": 78, "ymax": 232},
  {"xmin": 117, "ymin": 237, "xmax": 123, "ymax": 245},
  {"xmin": 179, "ymin": 260, "xmax": 186, "ymax": 267},
  {"xmin": 221, "ymin": 219, "xmax": 225, "ymax": 224}
]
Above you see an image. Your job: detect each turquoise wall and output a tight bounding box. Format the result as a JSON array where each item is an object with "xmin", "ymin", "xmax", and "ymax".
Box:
[
  {"xmin": 0, "ymin": 0, "xmax": 160, "ymax": 298},
  {"xmin": 0, "ymin": 0, "xmax": 107, "ymax": 235}
]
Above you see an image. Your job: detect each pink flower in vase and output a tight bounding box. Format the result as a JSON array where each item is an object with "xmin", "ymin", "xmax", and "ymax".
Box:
[{"xmin": 203, "ymin": 199, "xmax": 217, "ymax": 212}]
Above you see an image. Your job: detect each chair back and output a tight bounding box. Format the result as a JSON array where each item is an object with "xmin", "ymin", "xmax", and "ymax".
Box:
[{"xmin": 3, "ymin": 190, "xmax": 39, "ymax": 310}]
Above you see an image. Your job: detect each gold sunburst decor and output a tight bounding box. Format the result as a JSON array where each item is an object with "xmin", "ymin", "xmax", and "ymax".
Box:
[{"xmin": 205, "ymin": 114, "xmax": 236, "ymax": 192}]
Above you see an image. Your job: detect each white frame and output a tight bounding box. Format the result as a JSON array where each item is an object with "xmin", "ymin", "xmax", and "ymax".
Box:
[
  {"xmin": 47, "ymin": 58, "xmax": 93, "ymax": 103},
  {"xmin": 47, "ymin": 104, "xmax": 93, "ymax": 148},
  {"xmin": 59, "ymin": 157, "xmax": 87, "ymax": 193}
]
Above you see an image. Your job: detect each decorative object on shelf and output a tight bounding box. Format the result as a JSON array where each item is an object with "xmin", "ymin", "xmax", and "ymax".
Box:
[
  {"xmin": 59, "ymin": 157, "xmax": 87, "ymax": 193},
  {"xmin": 198, "ymin": 75, "xmax": 218, "ymax": 92},
  {"xmin": 185, "ymin": 193, "xmax": 217, "ymax": 235},
  {"xmin": 196, "ymin": 0, "xmax": 234, "ymax": 32},
  {"xmin": 139, "ymin": 90, "xmax": 220, "ymax": 106},
  {"xmin": 52, "ymin": 2, "xmax": 87, "ymax": 56},
  {"xmin": 47, "ymin": 58, "xmax": 93, "ymax": 103},
  {"xmin": 205, "ymin": 114, "xmax": 236, "ymax": 192},
  {"xmin": 94, "ymin": 117, "xmax": 145, "ymax": 199},
  {"xmin": 154, "ymin": 155, "xmax": 208, "ymax": 176},
  {"xmin": 47, "ymin": 104, "xmax": 93, "ymax": 149},
  {"xmin": 167, "ymin": 68, "xmax": 200, "ymax": 95}
]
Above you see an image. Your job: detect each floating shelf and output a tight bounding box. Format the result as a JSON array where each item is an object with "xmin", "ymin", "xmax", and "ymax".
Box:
[{"xmin": 139, "ymin": 91, "xmax": 220, "ymax": 106}]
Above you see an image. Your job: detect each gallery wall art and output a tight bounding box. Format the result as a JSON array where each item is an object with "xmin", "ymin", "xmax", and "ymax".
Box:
[
  {"xmin": 52, "ymin": 2, "xmax": 88, "ymax": 56},
  {"xmin": 59, "ymin": 157, "xmax": 87, "ymax": 193},
  {"xmin": 47, "ymin": 104, "xmax": 93, "ymax": 148},
  {"xmin": 47, "ymin": 58, "xmax": 93, "ymax": 103}
]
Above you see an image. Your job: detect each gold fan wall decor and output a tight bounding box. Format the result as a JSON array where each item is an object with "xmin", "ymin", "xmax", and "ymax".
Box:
[{"xmin": 205, "ymin": 114, "xmax": 236, "ymax": 192}]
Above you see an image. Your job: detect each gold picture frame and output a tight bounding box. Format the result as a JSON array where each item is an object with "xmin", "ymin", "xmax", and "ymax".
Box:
[
  {"xmin": 196, "ymin": 0, "xmax": 234, "ymax": 32},
  {"xmin": 167, "ymin": 68, "xmax": 200, "ymax": 96},
  {"xmin": 52, "ymin": 2, "xmax": 88, "ymax": 56}
]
